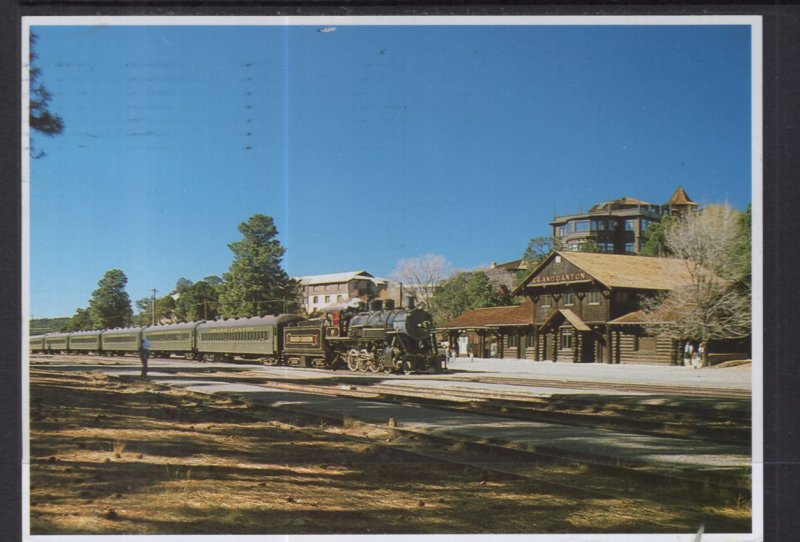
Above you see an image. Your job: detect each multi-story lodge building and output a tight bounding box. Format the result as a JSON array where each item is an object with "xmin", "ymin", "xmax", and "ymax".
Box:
[
  {"xmin": 444, "ymin": 250, "xmax": 735, "ymax": 365},
  {"xmin": 550, "ymin": 186, "xmax": 698, "ymax": 254},
  {"xmin": 296, "ymin": 271, "xmax": 388, "ymax": 314}
]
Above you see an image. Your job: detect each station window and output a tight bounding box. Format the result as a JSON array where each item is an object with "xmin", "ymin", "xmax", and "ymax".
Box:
[
  {"xmin": 574, "ymin": 220, "xmax": 589, "ymax": 232},
  {"xmin": 560, "ymin": 332, "xmax": 574, "ymax": 350},
  {"xmin": 598, "ymin": 242, "xmax": 614, "ymax": 252},
  {"xmin": 324, "ymin": 295, "xmax": 330, "ymax": 303},
  {"xmin": 313, "ymin": 296, "xmax": 318, "ymax": 303},
  {"xmin": 540, "ymin": 295, "xmax": 551, "ymax": 308},
  {"xmin": 634, "ymin": 336, "xmax": 657, "ymax": 352},
  {"xmin": 557, "ymin": 225, "xmax": 568, "ymax": 237},
  {"xmin": 624, "ymin": 219, "xmax": 635, "ymax": 231},
  {"xmin": 625, "ymin": 242, "xmax": 635, "ymax": 253},
  {"xmin": 508, "ymin": 333, "xmax": 519, "ymax": 347},
  {"xmin": 588, "ymin": 291, "xmax": 601, "ymax": 305},
  {"xmin": 590, "ymin": 219, "xmax": 606, "ymax": 231},
  {"xmin": 563, "ymin": 292, "xmax": 575, "ymax": 306}
]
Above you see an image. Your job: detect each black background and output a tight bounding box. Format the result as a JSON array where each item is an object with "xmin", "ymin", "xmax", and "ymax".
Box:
[{"xmin": 2, "ymin": 2, "xmax": 797, "ymax": 540}]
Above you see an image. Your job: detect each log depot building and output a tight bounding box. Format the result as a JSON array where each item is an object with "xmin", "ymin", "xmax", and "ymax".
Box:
[{"xmin": 443, "ymin": 251, "xmax": 702, "ymax": 365}]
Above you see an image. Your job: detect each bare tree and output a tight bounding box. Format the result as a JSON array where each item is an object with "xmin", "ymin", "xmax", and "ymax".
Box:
[
  {"xmin": 389, "ymin": 254, "xmax": 454, "ymax": 308},
  {"xmin": 644, "ymin": 204, "xmax": 751, "ymax": 366}
]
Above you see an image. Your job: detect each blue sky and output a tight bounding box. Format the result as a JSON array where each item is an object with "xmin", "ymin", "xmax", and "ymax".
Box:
[{"xmin": 28, "ymin": 22, "xmax": 753, "ymax": 318}]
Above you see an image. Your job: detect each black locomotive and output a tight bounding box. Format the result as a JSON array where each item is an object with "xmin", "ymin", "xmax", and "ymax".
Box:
[{"xmin": 283, "ymin": 298, "xmax": 444, "ymax": 373}]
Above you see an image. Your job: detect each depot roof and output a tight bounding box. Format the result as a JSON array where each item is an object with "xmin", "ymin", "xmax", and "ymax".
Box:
[
  {"xmin": 512, "ymin": 251, "xmax": 702, "ymax": 295},
  {"xmin": 439, "ymin": 301, "xmax": 533, "ymax": 330}
]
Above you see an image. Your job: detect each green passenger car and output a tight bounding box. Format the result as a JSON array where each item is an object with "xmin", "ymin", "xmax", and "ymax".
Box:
[
  {"xmin": 68, "ymin": 330, "xmax": 102, "ymax": 353},
  {"xmin": 143, "ymin": 322, "xmax": 198, "ymax": 358},
  {"xmin": 29, "ymin": 335, "xmax": 45, "ymax": 353},
  {"xmin": 102, "ymin": 327, "xmax": 144, "ymax": 355},
  {"xmin": 196, "ymin": 315, "xmax": 303, "ymax": 363},
  {"xmin": 44, "ymin": 333, "xmax": 70, "ymax": 353}
]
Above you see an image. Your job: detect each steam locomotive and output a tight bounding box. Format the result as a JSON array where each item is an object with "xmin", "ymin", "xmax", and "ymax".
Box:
[
  {"xmin": 284, "ymin": 298, "xmax": 443, "ymax": 373},
  {"xmin": 29, "ymin": 298, "xmax": 445, "ymax": 374}
]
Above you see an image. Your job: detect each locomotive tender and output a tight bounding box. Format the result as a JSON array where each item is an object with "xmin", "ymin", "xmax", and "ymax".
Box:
[{"xmin": 30, "ymin": 299, "xmax": 444, "ymax": 374}]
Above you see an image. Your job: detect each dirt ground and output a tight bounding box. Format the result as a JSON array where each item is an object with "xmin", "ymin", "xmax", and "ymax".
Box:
[{"xmin": 28, "ymin": 367, "xmax": 751, "ymax": 535}]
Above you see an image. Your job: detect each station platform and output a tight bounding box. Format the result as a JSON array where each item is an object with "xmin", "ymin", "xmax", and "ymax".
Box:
[{"xmin": 440, "ymin": 356, "xmax": 752, "ymax": 392}]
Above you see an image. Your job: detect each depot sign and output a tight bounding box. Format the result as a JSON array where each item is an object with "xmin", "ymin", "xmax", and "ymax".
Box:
[{"xmin": 529, "ymin": 272, "xmax": 589, "ymax": 285}]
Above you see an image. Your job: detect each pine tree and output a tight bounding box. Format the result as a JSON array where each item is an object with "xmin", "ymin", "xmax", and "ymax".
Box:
[
  {"xmin": 88, "ymin": 270, "xmax": 133, "ymax": 329},
  {"xmin": 62, "ymin": 308, "xmax": 94, "ymax": 331},
  {"xmin": 218, "ymin": 214, "xmax": 298, "ymax": 317},
  {"xmin": 174, "ymin": 276, "xmax": 222, "ymax": 321},
  {"xmin": 29, "ymin": 32, "xmax": 64, "ymax": 158},
  {"xmin": 515, "ymin": 236, "xmax": 554, "ymax": 285}
]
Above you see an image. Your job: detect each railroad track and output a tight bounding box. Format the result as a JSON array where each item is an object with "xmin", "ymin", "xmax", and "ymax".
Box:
[
  {"xmin": 32, "ymin": 353, "xmax": 750, "ymax": 398},
  {"xmin": 138, "ymin": 371, "xmax": 748, "ymax": 488},
  {"xmin": 32, "ymin": 355, "xmax": 750, "ymax": 443},
  {"xmin": 447, "ymin": 374, "xmax": 751, "ymax": 399},
  {"xmin": 132, "ymin": 374, "xmax": 748, "ymax": 529},
  {"xmin": 239, "ymin": 372, "xmax": 750, "ymax": 445}
]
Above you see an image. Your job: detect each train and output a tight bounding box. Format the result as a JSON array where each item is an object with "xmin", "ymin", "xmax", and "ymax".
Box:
[{"xmin": 29, "ymin": 298, "xmax": 445, "ymax": 374}]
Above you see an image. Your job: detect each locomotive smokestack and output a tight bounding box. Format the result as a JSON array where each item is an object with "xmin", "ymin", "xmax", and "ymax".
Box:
[
  {"xmin": 383, "ymin": 299, "xmax": 395, "ymax": 310},
  {"xmin": 405, "ymin": 296, "xmax": 415, "ymax": 309}
]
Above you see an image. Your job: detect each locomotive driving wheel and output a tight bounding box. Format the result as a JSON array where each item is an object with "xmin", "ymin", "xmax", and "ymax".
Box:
[
  {"xmin": 346, "ymin": 349, "xmax": 360, "ymax": 372},
  {"xmin": 366, "ymin": 349, "xmax": 381, "ymax": 373},
  {"xmin": 360, "ymin": 349, "xmax": 377, "ymax": 373}
]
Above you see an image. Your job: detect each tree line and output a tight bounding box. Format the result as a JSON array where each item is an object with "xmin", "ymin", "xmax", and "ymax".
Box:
[{"xmin": 56, "ymin": 214, "xmax": 299, "ymax": 332}]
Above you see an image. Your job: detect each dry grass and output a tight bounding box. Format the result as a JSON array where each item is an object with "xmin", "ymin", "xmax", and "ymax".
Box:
[{"xmin": 29, "ymin": 366, "xmax": 751, "ymax": 535}]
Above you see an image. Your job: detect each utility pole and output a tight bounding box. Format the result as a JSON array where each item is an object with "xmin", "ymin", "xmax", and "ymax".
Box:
[{"xmin": 151, "ymin": 288, "xmax": 157, "ymax": 326}]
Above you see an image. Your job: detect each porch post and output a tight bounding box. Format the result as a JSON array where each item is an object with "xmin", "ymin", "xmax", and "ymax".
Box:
[{"xmin": 553, "ymin": 328, "xmax": 559, "ymax": 362}]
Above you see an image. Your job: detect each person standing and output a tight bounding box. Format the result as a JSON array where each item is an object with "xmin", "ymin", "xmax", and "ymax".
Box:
[
  {"xmin": 693, "ymin": 342, "xmax": 705, "ymax": 369},
  {"xmin": 140, "ymin": 336, "xmax": 151, "ymax": 377},
  {"xmin": 467, "ymin": 344, "xmax": 474, "ymax": 363},
  {"xmin": 683, "ymin": 341, "xmax": 693, "ymax": 367}
]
